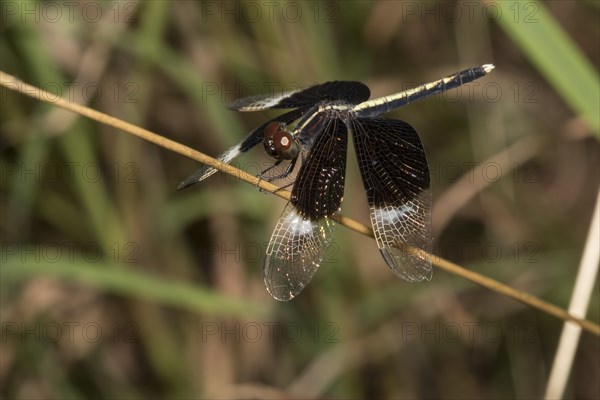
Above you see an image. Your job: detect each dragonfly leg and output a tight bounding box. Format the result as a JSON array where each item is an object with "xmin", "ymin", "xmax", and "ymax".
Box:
[
  {"xmin": 260, "ymin": 156, "xmax": 300, "ymax": 182},
  {"xmin": 258, "ymin": 159, "xmax": 283, "ymax": 181}
]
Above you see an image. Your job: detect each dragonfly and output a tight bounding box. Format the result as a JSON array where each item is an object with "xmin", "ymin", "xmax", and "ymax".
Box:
[{"xmin": 178, "ymin": 64, "xmax": 495, "ymax": 301}]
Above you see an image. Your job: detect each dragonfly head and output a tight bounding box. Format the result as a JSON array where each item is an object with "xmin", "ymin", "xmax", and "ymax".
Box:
[{"xmin": 263, "ymin": 122, "xmax": 300, "ymax": 161}]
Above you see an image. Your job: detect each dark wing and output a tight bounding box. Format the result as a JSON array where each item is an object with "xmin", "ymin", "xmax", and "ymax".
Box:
[
  {"xmin": 177, "ymin": 107, "xmax": 309, "ymax": 190},
  {"xmin": 350, "ymin": 117, "xmax": 432, "ymax": 281},
  {"xmin": 227, "ymin": 81, "xmax": 370, "ymax": 111},
  {"xmin": 264, "ymin": 117, "xmax": 348, "ymax": 300},
  {"xmin": 291, "ymin": 116, "xmax": 348, "ymax": 219}
]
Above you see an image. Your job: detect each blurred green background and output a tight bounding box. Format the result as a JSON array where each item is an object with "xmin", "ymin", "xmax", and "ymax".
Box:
[{"xmin": 1, "ymin": 1, "xmax": 599, "ymax": 399}]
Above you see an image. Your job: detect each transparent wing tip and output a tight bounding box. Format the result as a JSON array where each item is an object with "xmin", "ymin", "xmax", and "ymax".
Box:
[
  {"xmin": 264, "ymin": 259, "xmax": 303, "ymax": 302},
  {"xmin": 265, "ymin": 283, "xmax": 298, "ymax": 302},
  {"xmin": 380, "ymin": 247, "xmax": 433, "ymax": 282},
  {"xmin": 262, "ymin": 206, "xmax": 337, "ymax": 301}
]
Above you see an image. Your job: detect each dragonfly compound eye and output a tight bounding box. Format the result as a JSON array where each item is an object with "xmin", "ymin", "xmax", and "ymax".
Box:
[
  {"xmin": 264, "ymin": 121, "xmax": 281, "ymax": 140},
  {"xmin": 263, "ymin": 121, "xmax": 298, "ymax": 160},
  {"xmin": 263, "ymin": 121, "xmax": 282, "ymax": 159},
  {"xmin": 273, "ymin": 130, "xmax": 300, "ymax": 160}
]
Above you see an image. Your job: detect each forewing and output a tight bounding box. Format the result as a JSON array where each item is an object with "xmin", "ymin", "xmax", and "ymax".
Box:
[
  {"xmin": 351, "ymin": 117, "xmax": 432, "ymax": 281},
  {"xmin": 264, "ymin": 116, "xmax": 349, "ymax": 300},
  {"xmin": 177, "ymin": 107, "xmax": 309, "ymax": 190},
  {"xmin": 227, "ymin": 81, "xmax": 370, "ymax": 111},
  {"xmin": 264, "ymin": 204, "xmax": 336, "ymax": 301}
]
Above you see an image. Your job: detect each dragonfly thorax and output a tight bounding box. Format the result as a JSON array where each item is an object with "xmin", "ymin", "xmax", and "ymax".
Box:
[{"xmin": 319, "ymin": 104, "xmax": 356, "ymax": 121}]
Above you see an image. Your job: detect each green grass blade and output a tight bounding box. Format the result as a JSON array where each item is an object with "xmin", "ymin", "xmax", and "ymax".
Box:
[
  {"xmin": 497, "ymin": 0, "xmax": 600, "ymax": 136},
  {"xmin": 2, "ymin": 258, "xmax": 272, "ymax": 317}
]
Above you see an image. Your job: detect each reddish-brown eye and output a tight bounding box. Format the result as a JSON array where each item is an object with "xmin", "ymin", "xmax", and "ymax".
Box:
[
  {"xmin": 273, "ymin": 130, "xmax": 300, "ymax": 160},
  {"xmin": 263, "ymin": 121, "xmax": 299, "ymax": 160},
  {"xmin": 263, "ymin": 122, "xmax": 283, "ymax": 159},
  {"xmin": 264, "ymin": 122, "xmax": 281, "ymax": 140}
]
